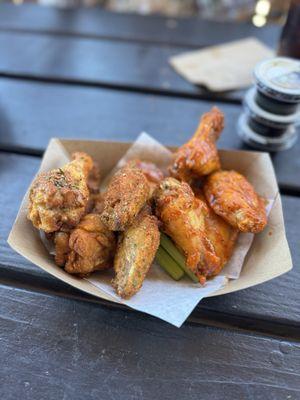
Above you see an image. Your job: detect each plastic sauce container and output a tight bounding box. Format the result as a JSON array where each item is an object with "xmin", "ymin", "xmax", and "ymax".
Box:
[
  {"xmin": 238, "ymin": 114, "xmax": 298, "ymax": 151},
  {"xmin": 254, "ymin": 57, "xmax": 300, "ymax": 106},
  {"xmin": 238, "ymin": 57, "xmax": 300, "ymax": 151}
]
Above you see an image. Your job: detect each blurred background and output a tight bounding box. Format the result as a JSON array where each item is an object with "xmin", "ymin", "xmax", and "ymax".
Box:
[{"xmin": 7, "ymin": 0, "xmax": 291, "ymax": 27}]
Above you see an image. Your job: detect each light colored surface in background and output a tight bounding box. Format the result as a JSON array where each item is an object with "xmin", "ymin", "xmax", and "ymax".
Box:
[{"xmin": 170, "ymin": 37, "xmax": 274, "ymax": 91}]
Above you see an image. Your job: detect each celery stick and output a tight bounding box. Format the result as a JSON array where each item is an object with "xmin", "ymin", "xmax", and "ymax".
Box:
[
  {"xmin": 160, "ymin": 233, "xmax": 199, "ymax": 283},
  {"xmin": 155, "ymin": 246, "xmax": 184, "ymax": 281}
]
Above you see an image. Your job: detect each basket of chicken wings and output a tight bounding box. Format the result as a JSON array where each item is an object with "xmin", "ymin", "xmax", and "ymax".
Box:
[{"xmin": 8, "ymin": 108, "xmax": 292, "ymax": 326}]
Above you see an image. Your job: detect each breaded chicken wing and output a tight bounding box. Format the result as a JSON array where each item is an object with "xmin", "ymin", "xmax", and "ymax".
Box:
[
  {"xmin": 28, "ymin": 152, "xmax": 93, "ymax": 233},
  {"xmin": 169, "ymin": 107, "xmax": 224, "ymax": 182},
  {"xmin": 101, "ymin": 166, "xmax": 150, "ymax": 231},
  {"xmin": 154, "ymin": 178, "xmax": 222, "ymax": 283},
  {"xmin": 64, "ymin": 213, "xmax": 116, "ymax": 276},
  {"xmin": 204, "ymin": 170, "xmax": 267, "ymax": 233},
  {"xmin": 112, "ymin": 206, "xmax": 160, "ymax": 298},
  {"xmin": 126, "ymin": 159, "xmax": 164, "ymax": 196}
]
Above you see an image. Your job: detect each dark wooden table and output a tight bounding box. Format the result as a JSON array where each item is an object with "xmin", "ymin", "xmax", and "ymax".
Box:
[{"xmin": 0, "ymin": 4, "xmax": 299, "ymax": 399}]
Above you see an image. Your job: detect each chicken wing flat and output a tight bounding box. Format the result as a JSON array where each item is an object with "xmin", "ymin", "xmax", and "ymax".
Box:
[
  {"xmin": 169, "ymin": 107, "xmax": 224, "ymax": 182},
  {"xmin": 112, "ymin": 206, "xmax": 160, "ymax": 299},
  {"xmin": 126, "ymin": 159, "xmax": 164, "ymax": 196},
  {"xmin": 195, "ymin": 191, "xmax": 238, "ymax": 279},
  {"xmin": 101, "ymin": 165, "xmax": 150, "ymax": 231},
  {"xmin": 28, "ymin": 152, "xmax": 93, "ymax": 233},
  {"xmin": 204, "ymin": 170, "xmax": 267, "ymax": 233},
  {"xmin": 64, "ymin": 213, "xmax": 116, "ymax": 276},
  {"xmin": 154, "ymin": 177, "xmax": 222, "ymax": 283}
]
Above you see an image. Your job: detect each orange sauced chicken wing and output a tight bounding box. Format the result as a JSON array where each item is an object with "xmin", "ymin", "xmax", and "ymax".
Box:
[
  {"xmin": 63, "ymin": 213, "xmax": 116, "ymax": 276},
  {"xmin": 204, "ymin": 170, "xmax": 267, "ymax": 233},
  {"xmin": 28, "ymin": 152, "xmax": 93, "ymax": 233},
  {"xmin": 155, "ymin": 177, "xmax": 227, "ymax": 283},
  {"xmin": 169, "ymin": 107, "xmax": 224, "ymax": 182},
  {"xmin": 112, "ymin": 206, "xmax": 160, "ymax": 298},
  {"xmin": 195, "ymin": 191, "xmax": 238, "ymax": 279},
  {"xmin": 101, "ymin": 165, "xmax": 150, "ymax": 231}
]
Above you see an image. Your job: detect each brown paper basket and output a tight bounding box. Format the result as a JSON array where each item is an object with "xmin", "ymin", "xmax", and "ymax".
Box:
[{"xmin": 8, "ymin": 138, "xmax": 292, "ymax": 302}]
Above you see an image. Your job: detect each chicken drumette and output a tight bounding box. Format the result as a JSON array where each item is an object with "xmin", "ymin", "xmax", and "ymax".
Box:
[
  {"xmin": 112, "ymin": 205, "xmax": 160, "ymax": 298},
  {"xmin": 54, "ymin": 213, "xmax": 116, "ymax": 276},
  {"xmin": 169, "ymin": 107, "xmax": 224, "ymax": 182},
  {"xmin": 204, "ymin": 170, "xmax": 267, "ymax": 233},
  {"xmin": 28, "ymin": 152, "xmax": 93, "ymax": 233}
]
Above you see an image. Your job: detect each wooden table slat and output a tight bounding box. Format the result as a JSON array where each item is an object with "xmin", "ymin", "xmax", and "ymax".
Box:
[
  {"xmin": 0, "ymin": 31, "xmax": 244, "ymax": 102},
  {"xmin": 0, "ymin": 78, "xmax": 299, "ymax": 191},
  {"xmin": 1, "ymin": 282, "xmax": 300, "ymax": 400}
]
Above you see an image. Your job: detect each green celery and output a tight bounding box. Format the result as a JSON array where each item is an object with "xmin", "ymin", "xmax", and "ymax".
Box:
[
  {"xmin": 155, "ymin": 246, "xmax": 184, "ymax": 281},
  {"xmin": 160, "ymin": 233, "xmax": 199, "ymax": 283}
]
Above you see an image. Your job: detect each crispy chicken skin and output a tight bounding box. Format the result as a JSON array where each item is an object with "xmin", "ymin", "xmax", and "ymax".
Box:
[
  {"xmin": 169, "ymin": 107, "xmax": 224, "ymax": 182},
  {"xmin": 195, "ymin": 191, "xmax": 238, "ymax": 279},
  {"xmin": 112, "ymin": 206, "xmax": 160, "ymax": 299},
  {"xmin": 126, "ymin": 159, "xmax": 164, "ymax": 196},
  {"xmin": 87, "ymin": 162, "xmax": 101, "ymax": 194},
  {"xmin": 64, "ymin": 213, "xmax": 116, "ymax": 276},
  {"xmin": 101, "ymin": 166, "xmax": 150, "ymax": 231},
  {"xmin": 28, "ymin": 152, "xmax": 93, "ymax": 233},
  {"xmin": 54, "ymin": 231, "xmax": 70, "ymax": 267},
  {"xmin": 154, "ymin": 177, "xmax": 224, "ymax": 283},
  {"xmin": 204, "ymin": 170, "xmax": 267, "ymax": 233}
]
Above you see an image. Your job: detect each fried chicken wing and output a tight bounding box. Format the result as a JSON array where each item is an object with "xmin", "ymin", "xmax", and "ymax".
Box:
[
  {"xmin": 112, "ymin": 206, "xmax": 160, "ymax": 299},
  {"xmin": 87, "ymin": 162, "xmax": 101, "ymax": 194},
  {"xmin": 91, "ymin": 193, "xmax": 105, "ymax": 214},
  {"xmin": 195, "ymin": 191, "xmax": 238, "ymax": 278},
  {"xmin": 169, "ymin": 107, "xmax": 224, "ymax": 182},
  {"xmin": 28, "ymin": 152, "xmax": 93, "ymax": 233},
  {"xmin": 101, "ymin": 166, "xmax": 150, "ymax": 231},
  {"xmin": 126, "ymin": 159, "xmax": 164, "ymax": 196},
  {"xmin": 64, "ymin": 213, "xmax": 116, "ymax": 276},
  {"xmin": 204, "ymin": 170, "xmax": 267, "ymax": 233},
  {"xmin": 54, "ymin": 231, "xmax": 70, "ymax": 267},
  {"xmin": 154, "ymin": 177, "xmax": 222, "ymax": 283}
]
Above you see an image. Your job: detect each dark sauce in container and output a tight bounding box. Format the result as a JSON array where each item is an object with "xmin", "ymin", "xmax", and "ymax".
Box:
[
  {"xmin": 238, "ymin": 114, "xmax": 298, "ymax": 151},
  {"xmin": 248, "ymin": 117, "xmax": 290, "ymax": 138},
  {"xmin": 255, "ymin": 90, "xmax": 298, "ymax": 115},
  {"xmin": 244, "ymin": 87, "xmax": 300, "ymax": 136}
]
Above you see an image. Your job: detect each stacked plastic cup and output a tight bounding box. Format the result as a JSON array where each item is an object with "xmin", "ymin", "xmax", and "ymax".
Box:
[{"xmin": 238, "ymin": 57, "xmax": 300, "ymax": 151}]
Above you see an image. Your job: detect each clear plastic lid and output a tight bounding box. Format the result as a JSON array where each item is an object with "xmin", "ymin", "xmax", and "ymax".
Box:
[{"xmin": 254, "ymin": 57, "xmax": 300, "ymax": 103}]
